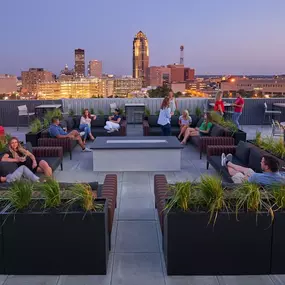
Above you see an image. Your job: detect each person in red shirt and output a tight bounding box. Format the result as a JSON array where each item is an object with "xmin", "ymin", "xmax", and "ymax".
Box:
[
  {"xmin": 213, "ymin": 91, "xmax": 225, "ymax": 116},
  {"xmin": 232, "ymin": 93, "xmax": 244, "ymax": 129}
]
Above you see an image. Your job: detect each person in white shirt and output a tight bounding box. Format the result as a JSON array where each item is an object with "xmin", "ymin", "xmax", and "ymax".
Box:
[
  {"xmin": 168, "ymin": 90, "xmax": 177, "ymax": 113},
  {"xmin": 104, "ymin": 108, "xmax": 122, "ymax": 133},
  {"xmin": 157, "ymin": 97, "xmax": 173, "ymax": 136},
  {"xmin": 80, "ymin": 109, "xmax": 96, "ymax": 143}
]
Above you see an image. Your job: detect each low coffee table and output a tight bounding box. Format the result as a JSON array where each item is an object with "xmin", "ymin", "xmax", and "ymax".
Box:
[{"xmin": 90, "ymin": 136, "xmax": 183, "ymax": 171}]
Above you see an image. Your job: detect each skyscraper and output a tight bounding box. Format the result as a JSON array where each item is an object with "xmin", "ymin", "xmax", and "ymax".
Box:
[
  {"xmin": 74, "ymin": 48, "xmax": 85, "ymax": 77},
  {"xmin": 88, "ymin": 60, "xmax": 102, "ymax": 78},
  {"xmin": 132, "ymin": 31, "xmax": 149, "ymax": 87}
]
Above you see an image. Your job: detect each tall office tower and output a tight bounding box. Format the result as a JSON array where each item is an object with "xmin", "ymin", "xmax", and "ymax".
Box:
[
  {"xmin": 74, "ymin": 48, "xmax": 85, "ymax": 77},
  {"xmin": 21, "ymin": 68, "xmax": 54, "ymax": 94},
  {"xmin": 88, "ymin": 60, "xmax": 103, "ymax": 78},
  {"xmin": 132, "ymin": 31, "xmax": 149, "ymax": 87}
]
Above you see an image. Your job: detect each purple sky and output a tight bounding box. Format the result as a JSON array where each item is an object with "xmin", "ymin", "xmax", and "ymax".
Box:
[{"xmin": 1, "ymin": 0, "xmax": 285, "ymax": 76}]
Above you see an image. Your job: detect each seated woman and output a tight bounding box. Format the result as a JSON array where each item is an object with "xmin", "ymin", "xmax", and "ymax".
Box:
[
  {"xmin": 178, "ymin": 110, "xmax": 192, "ymax": 140},
  {"xmin": 181, "ymin": 113, "xmax": 213, "ymax": 145},
  {"xmin": 1, "ymin": 137, "xmax": 52, "ymax": 177},
  {"xmin": 80, "ymin": 109, "xmax": 96, "ymax": 143},
  {"xmin": 1, "ymin": 165, "xmax": 40, "ymax": 183},
  {"xmin": 104, "ymin": 108, "xmax": 121, "ymax": 133}
]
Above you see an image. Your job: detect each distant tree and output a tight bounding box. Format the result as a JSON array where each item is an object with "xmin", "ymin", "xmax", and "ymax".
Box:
[
  {"xmin": 148, "ymin": 86, "xmax": 171, "ymax": 98},
  {"xmin": 175, "ymin": 91, "xmax": 182, "ymax": 98}
]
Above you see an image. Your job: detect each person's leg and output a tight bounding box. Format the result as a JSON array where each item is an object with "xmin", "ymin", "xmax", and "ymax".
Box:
[
  {"xmin": 36, "ymin": 160, "xmax": 52, "ymax": 177},
  {"xmin": 165, "ymin": 124, "xmax": 171, "ymax": 136},
  {"xmin": 22, "ymin": 166, "xmax": 40, "ymax": 182},
  {"xmin": 104, "ymin": 121, "xmax": 112, "ymax": 130},
  {"xmin": 178, "ymin": 125, "xmax": 187, "ymax": 139},
  {"xmin": 86, "ymin": 125, "xmax": 94, "ymax": 140},
  {"xmin": 235, "ymin": 112, "xmax": 242, "ymax": 129},
  {"xmin": 227, "ymin": 161, "xmax": 251, "ymax": 174},
  {"xmin": 227, "ymin": 165, "xmax": 240, "ymax": 177},
  {"xmin": 79, "ymin": 124, "xmax": 88, "ymax": 142},
  {"xmin": 181, "ymin": 128, "xmax": 195, "ymax": 144},
  {"xmin": 109, "ymin": 122, "xmax": 120, "ymax": 130}
]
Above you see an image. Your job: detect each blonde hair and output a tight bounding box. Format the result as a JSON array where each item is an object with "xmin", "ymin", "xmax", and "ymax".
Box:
[
  {"xmin": 8, "ymin": 137, "xmax": 28, "ymax": 158},
  {"xmin": 182, "ymin": 110, "xmax": 190, "ymax": 121},
  {"xmin": 216, "ymin": 91, "xmax": 223, "ymax": 101}
]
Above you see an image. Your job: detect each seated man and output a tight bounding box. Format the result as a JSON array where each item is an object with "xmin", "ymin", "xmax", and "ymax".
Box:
[
  {"xmin": 1, "ymin": 165, "xmax": 40, "ymax": 183},
  {"xmin": 104, "ymin": 108, "xmax": 121, "ymax": 133},
  {"xmin": 221, "ymin": 153, "xmax": 285, "ymax": 185},
  {"xmin": 49, "ymin": 117, "xmax": 91, "ymax": 152}
]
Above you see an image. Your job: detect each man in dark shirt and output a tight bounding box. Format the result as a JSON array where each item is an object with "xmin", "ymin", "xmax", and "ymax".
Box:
[{"xmin": 49, "ymin": 117, "xmax": 91, "ymax": 152}]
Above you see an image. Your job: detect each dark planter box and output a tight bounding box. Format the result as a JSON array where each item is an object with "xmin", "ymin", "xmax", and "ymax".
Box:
[
  {"xmin": 2, "ymin": 199, "xmax": 109, "ymax": 275},
  {"xmin": 271, "ymin": 212, "xmax": 285, "ymax": 274},
  {"xmin": 0, "ymin": 213, "xmax": 4, "ymax": 274},
  {"xmin": 25, "ymin": 129, "xmax": 45, "ymax": 147},
  {"xmin": 164, "ymin": 210, "xmax": 272, "ymax": 275},
  {"xmin": 233, "ymin": 129, "xmax": 247, "ymax": 145}
]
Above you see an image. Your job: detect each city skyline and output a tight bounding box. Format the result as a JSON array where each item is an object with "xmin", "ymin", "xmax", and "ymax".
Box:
[{"xmin": 1, "ymin": 0, "xmax": 285, "ymax": 76}]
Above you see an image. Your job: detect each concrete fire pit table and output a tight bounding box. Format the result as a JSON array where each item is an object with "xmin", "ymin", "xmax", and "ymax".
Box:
[{"xmin": 90, "ymin": 136, "xmax": 183, "ymax": 171}]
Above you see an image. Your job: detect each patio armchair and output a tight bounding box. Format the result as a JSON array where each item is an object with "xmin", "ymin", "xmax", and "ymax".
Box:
[{"xmin": 39, "ymin": 130, "xmax": 77, "ymax": 160}]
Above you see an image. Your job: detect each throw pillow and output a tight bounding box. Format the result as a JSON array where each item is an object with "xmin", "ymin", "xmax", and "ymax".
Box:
[
  {"xmin": 248, "ymin": 148, "xmax": 264, "ymax": 173},
  {"xmin": 196, "ymin": 117, "xmax": 204, "ymax": 128},
  {"xmin": 235, "ymin": 141, "xmax": 251, "ymax": 165},
  {"xmin": 210, "ymin": 125, "xmax": 224, "ymax": 137},
  {"xmin": 91, "ymin": 115, "xmax": 106, "ymax": 127}
]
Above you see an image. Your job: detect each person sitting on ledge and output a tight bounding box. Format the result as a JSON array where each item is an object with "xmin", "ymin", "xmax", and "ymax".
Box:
[
  {"xmin": 104, "ymin": 108, "xmax": 121, "ymax": 133},
  {"xmin": 181, "ymin": 113, "xmax": 213, "ymax": 145},
  {"xmin": 221, "ymin": 153, "xmax": 285, "ymax": 185},
  {"xmin": 0, "ymin": 165, "xmax": 40, "ymax": 183},
  {"xmin": 49, "ymin": 117, "xmax": 91, "ymax": 152}
]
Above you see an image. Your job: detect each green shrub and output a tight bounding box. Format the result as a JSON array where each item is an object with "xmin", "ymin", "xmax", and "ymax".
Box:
[
  {"xmin": 174, "ymin": 109, "xmax": 180, "ymax": 116},
  {"xmin": 68, "ymin": 109, "xmax": 75, "ymax": 116},
  {"xmin": 195, "ymin": 106, "xmax": 203, "ymax": 117},
  {"xmin": 97, "ymin": 109, "xmax": 104, "ymax": 116},
  {"xmin": 30, "ymin": 119, "xmax": 42, "ymax": 134},
  {"xmin": 144, "ymin": 107, "xmax": 151, "ymax": 117}
]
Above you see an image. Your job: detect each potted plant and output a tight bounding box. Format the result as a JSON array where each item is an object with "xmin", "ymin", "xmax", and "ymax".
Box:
[
  {"xmin": 1, "ymin": 179, "xmax": 109, "ymax": 275},
  {"xmin": 25, "ymin": 119, "xmax": 43, "ymax": 147},
  {"xmin": 249, "ymin": 134, "xmax": 285, "ymax": 160},
  {"xmin": 210, "ymin": 111, "xmax": 246, "ymax": 144},
  {"xmin": 163, "ymin": 176, "xmax": 273, "ymax": 275},
  {"xmin": 144, "ymin": 107, "xmax": 151, "ymax": 120},
  {"xmin": 195, "ymin": 106, "xmax": 203, "ymax": 117}
]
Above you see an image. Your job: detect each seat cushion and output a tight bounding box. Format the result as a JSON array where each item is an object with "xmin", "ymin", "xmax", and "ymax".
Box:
[
  {"xmin": 235, "ymin": 141, "xmax": 251, "ymax": 165},
  {"xmin": 148, "ymin": 115, "xmax": 160, "ymax": 127},
  {"xmin": 248, "ymin": 148, "xmax": 263, "ymax": 173},
  {"xmin": 210, "ymin": 124, "xmax": 224, "ymax": 137},
  {"xmin": 0, "ymin": 162, "xmax": 18, "ymax": 176},
  {"xmin": 91, "ymin": 115, "xmax": 106, "ymax": 127},
  {"xmin": 91, "ymin": 128, "xmax": 121, "ymax": 137},
  {"xmin": 196, "ymin": 118, "xmax": 204, "ymax": 128},
  {"xmin": 171, "ymin": 126, "xmax": 180, "ymax": 136},
  {"xmin": 148, "ymin": 127, "xmax": 163, "ymax": 136},
  {"xmin": 171, "ymin": 116, "xmax": 179, "ymax": 127},
  {"xmin": 190, "ymin": 115, "xmax": 199, "ymax": 127},
  {"xmin": 65, "ymin": 117, "xmax": 75, "ymax": 130},
  {"xmin": 73, "ymin": 116, "xmax": 81, "ymax": 128},
  {"xmin": 38, "ymin": 157, "xmax": 62, "ymax": 171}
]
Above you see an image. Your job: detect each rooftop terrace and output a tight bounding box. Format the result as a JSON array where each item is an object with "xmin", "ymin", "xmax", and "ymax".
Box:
[{"xmin": 1, "ymin": 124, "xmax": 284, "ymax": 285}]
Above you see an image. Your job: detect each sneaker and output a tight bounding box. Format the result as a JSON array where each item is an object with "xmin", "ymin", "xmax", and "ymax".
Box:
[
  {"xmin": 221, "ymin": 153, "xmax": 226, "ymax": 167},
  {"xmin": 80, "ymin": 131, "xmax": 85, "ymax": 137},
  {"xmin": 114, "ymin": 128, "xmax": 119, "ymax": 132},
  {"xmin": 226, "ymin": 154, "xmax": 233, "ymax": 163},
  {"xmin": 82, "ymin": 147, "xmax": 92, "ymax": 152},
  {"xmin": 107, "ymin": 129, "xmax": 115, "ymax": 133}
]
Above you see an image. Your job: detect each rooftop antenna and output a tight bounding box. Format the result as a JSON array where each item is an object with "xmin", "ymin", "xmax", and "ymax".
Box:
[{"xmin": 180, "ymin": 45, "xmax": 184, "ymax": 65}]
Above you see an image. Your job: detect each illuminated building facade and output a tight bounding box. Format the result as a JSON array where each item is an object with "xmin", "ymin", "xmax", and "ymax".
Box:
[
  {"xmin": 88, "ymin": 60, "xmax": 102, "ymax": 78},
  {"xmin": 37, "ymin": 78, "xmax": 106, "ymax": 100},
  {"xmin": 132, "ymin": 31, "xmax": 149, "ymax": 87},
  {"xmin": 114, "ymin": 77, "xmax": 142, "ymax": 97}
]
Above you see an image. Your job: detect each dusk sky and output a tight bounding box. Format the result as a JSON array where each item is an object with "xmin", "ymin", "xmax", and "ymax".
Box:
[{"xmin": 1, "ymin": 0, "xmax": 285, "ymax": 76}]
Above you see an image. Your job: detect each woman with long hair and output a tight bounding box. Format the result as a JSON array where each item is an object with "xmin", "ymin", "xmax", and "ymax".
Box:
[
  {"xmin": 213, "ymin": 91, "xmax": 225, "ymax": 116},
  {"xmin": 157, "ymin": 97, "xmax": 173, "ymax": 136},
  {"xmin": 80, "ymin": 109, "xmax": 96, "ymax": 143},
  {"xmin": 178, "ymin": 110, "xmax": 192, "ymax": 140},
  {"xmin": 181, "ymin": 113, "xmax": 213, "ymax": 145},
  {"xmin": 1, "ymin": 137, "xmax": 52, "ymax": 177}
]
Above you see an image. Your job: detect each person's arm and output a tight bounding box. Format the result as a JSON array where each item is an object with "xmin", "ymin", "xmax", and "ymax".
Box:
[
  {"xmin": 200, "ymin": 123, "xmax": 212, "ymax": 134},
  {"xmin": 1, "ymin": 153, "xmax": 20, "ymax": 163},
  {"xmin": 111, "ymin": 117, "xmax": 121, "ymax": 123},
  {"xmin": 92, "ymin": 115, "xmax": 97, "ymax": 120},
  {"xmin": 218, "ymin": 103, "xmax": 224, "ymax": 115},
  {"xmin": 166, "ymin": 108, "xmax": 171, "ymax": 119},
  {"xmin": 52, "ymin": 128, "xmax": 68, "ymax": 139}
]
